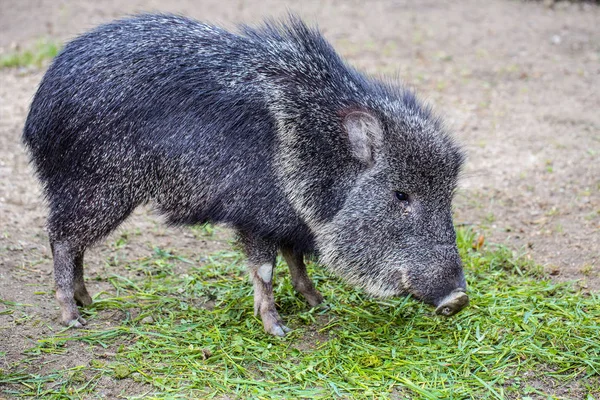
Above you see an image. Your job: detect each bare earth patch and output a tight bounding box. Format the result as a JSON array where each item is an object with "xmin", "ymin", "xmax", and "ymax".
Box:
[{"xmin": 1, "ymin": 0, "xmax": 598, "ymax": 398}]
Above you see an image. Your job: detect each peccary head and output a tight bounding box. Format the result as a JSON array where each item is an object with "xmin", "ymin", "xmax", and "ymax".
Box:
[
  {"xmin": 314, "ymin": 107, "xmax": 467, "ymax": 315},
  {"xmin": 274, "ymin": 90, "xmax": 467, "ymax": 316}
]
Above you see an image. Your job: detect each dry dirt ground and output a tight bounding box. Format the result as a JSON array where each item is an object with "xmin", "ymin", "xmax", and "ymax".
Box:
[{"xmin": 0, "ymin": 0, "xmax": 599, "ymax": 397}]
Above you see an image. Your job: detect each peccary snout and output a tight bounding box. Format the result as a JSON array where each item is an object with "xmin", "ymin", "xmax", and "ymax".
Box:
[
  {"xmin": 435, "ymin": 289, "xmax": 469, "ymax": 317},
  {"xmin": 405, "ymin": 244, "xmax": 468, "ymax": 316}
]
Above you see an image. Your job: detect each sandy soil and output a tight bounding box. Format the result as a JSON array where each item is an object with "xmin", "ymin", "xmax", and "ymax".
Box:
[{"xmin": 1, "ymin": 0, "xmax": 599, "ymax": 397}]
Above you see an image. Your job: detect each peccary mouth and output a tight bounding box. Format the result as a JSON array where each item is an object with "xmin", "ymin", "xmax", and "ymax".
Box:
[{"xmin": 434, "ymin": 289, "xmax": 469, "ymax": 317}]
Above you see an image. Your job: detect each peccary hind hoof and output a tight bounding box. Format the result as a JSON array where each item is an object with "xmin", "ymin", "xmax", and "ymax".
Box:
[{"xmin": 63, "ymin": 315, "xmax": 87, "ymax": 328}]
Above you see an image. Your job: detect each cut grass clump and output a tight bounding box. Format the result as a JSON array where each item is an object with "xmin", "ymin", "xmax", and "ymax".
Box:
[
  {"xmin": 0, "ymin": 39, "xmax": 61, "ymax": 69},
  {"xmin": 1, "ymin": 228, "xmax": 599, "ymax": 398}
]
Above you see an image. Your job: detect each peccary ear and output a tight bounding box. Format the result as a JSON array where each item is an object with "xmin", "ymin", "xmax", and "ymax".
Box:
[{"xmin": 342, "ymin": 111, "xmax": 383, "ymax": 165}]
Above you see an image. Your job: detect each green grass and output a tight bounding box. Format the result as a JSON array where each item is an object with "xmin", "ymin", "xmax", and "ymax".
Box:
[
  {"xmin": 0, "ymin": 39, "xmax": 61, "ymax": 69},
  {"xmin": 1, "ymin": 228, "xmax": 599, "ymax": 398}
]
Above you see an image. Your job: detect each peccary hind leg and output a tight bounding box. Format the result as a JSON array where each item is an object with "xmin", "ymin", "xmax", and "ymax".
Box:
[
  {"xmin": 239, "ymin": 232, "xmax": 291, "ymax": 336},
  {"xmin": 48, "ymin": 183, "xmax": 135, "ymax": 328},
  {"xmin": 73, "ymin": 252, "xmax": 93, "ymax": 307},
  {"xmin": 52, "ymin": 242, "xmax": 90, "ymax": 327},
  {"xmin": 281, "ymin": 247, "xmax": 324, "ymax": 307}
]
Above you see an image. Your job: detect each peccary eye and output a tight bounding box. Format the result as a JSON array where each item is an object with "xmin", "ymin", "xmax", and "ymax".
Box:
[{"xmin": 394, "ymin": 191, "xmax": 409, "ymax": 202}]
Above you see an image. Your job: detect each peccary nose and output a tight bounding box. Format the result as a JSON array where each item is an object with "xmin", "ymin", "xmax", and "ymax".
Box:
[{"xmin": 435, "ymin": 289, "xmax": 469, "ymax": 317}]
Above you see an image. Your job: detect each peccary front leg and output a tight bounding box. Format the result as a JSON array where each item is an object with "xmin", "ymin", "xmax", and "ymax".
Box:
[
  {"xmin": 51, "ymin": 242, "xmax": 89, "ymax": 328},
  {"xmin": 281, "ymin": 247, "xmax": 324, "ymax": 307},
  {"xmin": 239, "ymin": 232, "xmax": 290, "ymax": 337}
]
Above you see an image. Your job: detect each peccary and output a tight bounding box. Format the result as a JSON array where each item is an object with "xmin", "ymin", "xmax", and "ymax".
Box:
[{"xmin": 23, "ymin": 14, "xmax": 468, "ymax": 336}]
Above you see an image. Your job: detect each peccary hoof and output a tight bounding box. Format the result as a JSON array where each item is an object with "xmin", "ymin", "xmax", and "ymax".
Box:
[
  {"xmin": 63, "ymin": 315, "xmax": 87, "ymax": 328},
  {"xmin": 435, "ymin": 290, "xmax": 469, "ymax": 317}
]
